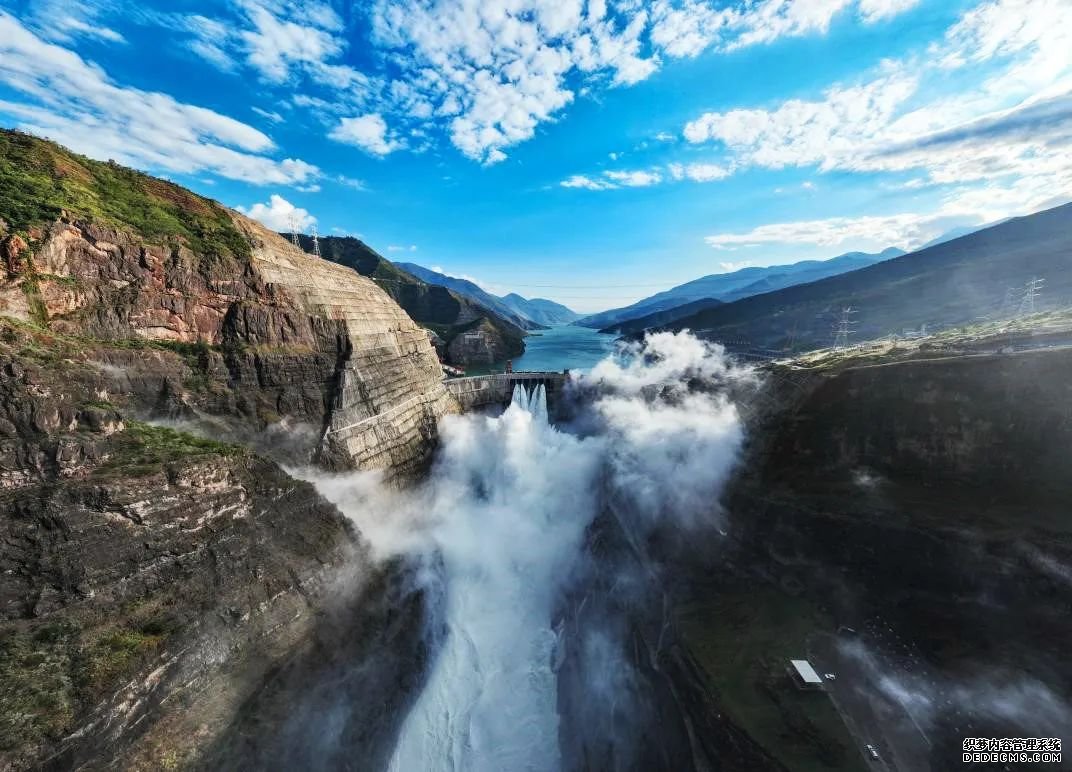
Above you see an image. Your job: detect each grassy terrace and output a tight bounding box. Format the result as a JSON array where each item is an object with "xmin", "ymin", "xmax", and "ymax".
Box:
[
  {"xmin": 678, "ymin": 583, "xmax": 863, "ymax": 772},
  {"xmin": 0, "ymin": 130, "xmax": 249, "ymax": 263},
  {"xmin": 100, "ymin": 421, "xmax": 245, "ymax": 477}
]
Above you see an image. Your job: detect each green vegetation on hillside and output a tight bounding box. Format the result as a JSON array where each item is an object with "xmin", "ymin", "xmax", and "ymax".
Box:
[
  {"xmin": 0, "ymin": 130, "xmax": 249, "ymax": 261},
  {"xmin": 101, "ymin": 421, "xmax": 245, "ymax": 477},
  {"xmin": 0, "ymin": 612, "xmax": 177, "ymax": 756}
]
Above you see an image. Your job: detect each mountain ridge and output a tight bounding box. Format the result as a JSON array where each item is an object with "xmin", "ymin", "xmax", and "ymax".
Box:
[
  {"xmin": 292, "ymin": 236, "xmax": 528, "ymax": 365},
  {"xmin": 576, "ymin": 247, "xmax": 905, "ymax": 330},
  {"xmin": 655, "ymin": 202, "xmax": 1072, "ymax": 350},
  {"xmin": 397, "ymin": 262, "xmax": 579, "ymax": 327}
]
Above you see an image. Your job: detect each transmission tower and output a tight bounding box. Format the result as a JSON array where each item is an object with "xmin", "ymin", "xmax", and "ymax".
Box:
[
  {"xmin": 311, "ymin": 224, "xmax": 322, "ymax": 259},
  {"xmin": 288, "ymin": 214, "xmax": 300, "ymax": 247},
  {"xmin": 1017, "ymin": 277, "xmax": 1044, "ymax": 317},
  {"xmin": 833, "ymin": 306, "xmax": 856, "ymax": 349}
]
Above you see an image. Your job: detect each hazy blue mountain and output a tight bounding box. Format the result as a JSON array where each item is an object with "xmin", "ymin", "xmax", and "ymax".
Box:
[
  {"xmin": 399, "ymin": 263, "xmax": 580, "ymax": 329},
  {"xmin": 659, "ymin": 201, "xmax": 1072, "ymax": 351},
  {"xmin": 575, "ymin": 247, "xmax": 905, "ymax": 330},
  {"xmin": 601, "ymin": 297, "xmax": 723, "ymax": 335},
  {"xmin": 499, "ymin": 293, "xmax": 580, "ymax": 325}
]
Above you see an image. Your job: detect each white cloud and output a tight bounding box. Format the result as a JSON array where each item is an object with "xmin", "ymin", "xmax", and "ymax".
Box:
[
  {"xmin": 237, "ymin": 194, "xmax": 315, "ymax": 231},
  {"xmin": 329, "ymin": 113, "xmax": 403, "ymax": 156},
  {"xmin": 703, "ymin": 209, "xmax": 984, "ymax": 251},
  {"xmin": 563, "ymin": 162, "xmax": 728, "ymax": 190},
  {"xmin": 0, "ymin": 13, "xmax": 319, "ymax": 186},
  {"xmin": 561, "ymin": 174, "xmax": 617, "ymax": 190},
  {"xmin": 141, "ymin": 0, "xmax": 924, "ymax": 166},
  {"xmin": 334, "ymin": 174, "xmax": 368, "ymax": 190},
  {"xmin": 683, "ymin": 73, "xmax": 919, "ymax": 170},
  {"xmin": 25, "ymin": 0, "xmax": 125, "ymax": 44},
  {"xmin": 252, "ymin": 106, "xmax": 284, "ymax": 123},
  {"xmin": 682, "ymin": 0, "xmax": 1072, "ymax": 227},
  {"xmin": 368, "ymin": 0, "xmax": 919, "ymax": 164},
  {"xmin": 605, "ymin": 169, "xmax": 663, "ymax": 187},
  {"xmin": 858, "ymin": 0, "xmax": 921, "ymax": 23},
  {"xmin": 667, "ymin": 162, "xmax": 732, "ymax": 181},
  {"xmin": 178, "ymin": 0, "xmax": 370, "ymax": 96},
  {"xmin": 387, "ymin": 244, "xmax": 418, "ymax": 252}
]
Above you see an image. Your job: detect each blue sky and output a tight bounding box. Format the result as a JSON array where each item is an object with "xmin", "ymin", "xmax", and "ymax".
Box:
[{"xmin": 1, "ymin": 0, "xmax": 1070, "ymax": 312}]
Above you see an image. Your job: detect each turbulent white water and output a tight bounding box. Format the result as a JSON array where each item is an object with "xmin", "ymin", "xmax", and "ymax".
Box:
[
  {"xmin": 314, "ymin": 332, "xmax": 750, "ymax": 772},
  {"xmin": 387, "ymin": 383, "xmax": 595, "ymax": 772}
]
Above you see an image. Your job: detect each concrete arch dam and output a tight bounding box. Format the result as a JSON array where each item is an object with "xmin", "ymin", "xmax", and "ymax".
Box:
[{"xmin": 444, "ymin": 372, "xmax": 568, "ymax": 412}]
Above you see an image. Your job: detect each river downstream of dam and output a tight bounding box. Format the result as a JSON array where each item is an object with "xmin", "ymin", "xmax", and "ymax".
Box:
[{"xmin": 307, "ymin": 332, "xmax": 750, "ymax": 771}]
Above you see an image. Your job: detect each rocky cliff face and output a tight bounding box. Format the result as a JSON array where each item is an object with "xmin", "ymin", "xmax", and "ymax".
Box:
[
  {"xmin": 0, "ymin": 131, "xmax": 457, "ymax": 478},
  {"xmin": 0, "ymin": 323, "xmax": 353, "ymax": 768},
  {"xmin": 0, "ymin": 131, "xmax": 447, "ymax": 768},
  {"xmin": 690, "ymin": 347, "xmax": 1072, "ymax": 769}
]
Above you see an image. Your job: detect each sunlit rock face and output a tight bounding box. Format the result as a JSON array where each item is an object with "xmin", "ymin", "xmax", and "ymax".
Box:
[{"xmin": 2, "ymin": 204, "xmax": 457, "ymax": 478}]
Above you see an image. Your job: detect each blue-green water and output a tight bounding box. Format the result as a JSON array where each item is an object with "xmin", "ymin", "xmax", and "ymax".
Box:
[{"xmin": 512, "ymin": 324, "xmax": 618, "ymax": 373}]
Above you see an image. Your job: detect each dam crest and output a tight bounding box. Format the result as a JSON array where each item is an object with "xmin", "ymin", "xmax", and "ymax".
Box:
[{"xmin": 444, "ymin": 371, "xmax": 568, "ymax": 412}]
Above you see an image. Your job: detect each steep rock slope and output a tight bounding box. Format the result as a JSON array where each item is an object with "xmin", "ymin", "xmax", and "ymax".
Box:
[
  {"xmin": 0, "ymin": 130, "xmax": 456, "ymax": 477},
  {"xmin": 0, "ymin": 132, "xmax": 442, "ymax": 768},
  {"xmin": 0, "ymin": 319, "xmax": 355, "ymax": 769},
  {"xmin": 299, "ymin": 235, "xmax": 527, "ymax": 365}
]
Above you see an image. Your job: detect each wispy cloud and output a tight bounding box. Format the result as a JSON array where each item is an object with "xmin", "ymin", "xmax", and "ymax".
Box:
[
  {"xmin": 561, "ymin": 162, "xmax": 728, "ymax": 190},
  {"xmin": 0, "ymin": 12, "xmax": 319, "ymax": 186},
  {"xmin": 703, "ymin": 209, "xmax": 982, "ymax": 251}
]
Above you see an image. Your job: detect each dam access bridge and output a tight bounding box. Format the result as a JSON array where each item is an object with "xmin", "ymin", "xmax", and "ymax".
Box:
[{"xmin": 444, "ymin": 371, "xmax": 568, "ymax": 412}]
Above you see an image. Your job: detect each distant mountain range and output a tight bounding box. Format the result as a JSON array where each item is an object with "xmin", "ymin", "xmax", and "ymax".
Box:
[
  {"xmin": 292, "ymin": 235, "xmax": 527, "ymax": 365},
  {"xmin": 650, "ymin": 201, "xmax": 1072, "ymax": 351},
  {"xmin": 398, "ymin": 263, "xmax": 580, "ymax": 327},
  {"xmin": 498, "ymin": 293, "xmax": 581, "ymax": 326},
  {"xmin": 575, "ymin": 248, "xmax": 905, "ymax": 330}
]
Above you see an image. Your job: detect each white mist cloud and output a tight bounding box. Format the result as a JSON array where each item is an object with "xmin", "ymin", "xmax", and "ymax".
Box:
[
  {"xmin": 301, "ymin": 332, "xmax": 749, "ymax": 770},
  {"xmin": 841, "ymin": 639, "xmax": 1072, "ymax": 738}
]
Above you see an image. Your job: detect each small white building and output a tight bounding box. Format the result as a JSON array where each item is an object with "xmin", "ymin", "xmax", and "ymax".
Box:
[{"xmin": 789, "ymin": 659, "xmax": 824, "ymax": 690}]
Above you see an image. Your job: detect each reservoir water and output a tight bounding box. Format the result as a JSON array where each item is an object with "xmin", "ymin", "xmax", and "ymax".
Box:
[{"xmin": 511, "ymin": 324, "xmax": 618, "ymax": 372}]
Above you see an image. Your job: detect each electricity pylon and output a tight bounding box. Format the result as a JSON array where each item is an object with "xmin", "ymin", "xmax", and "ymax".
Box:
[
  {"xmin": 289, "ymin": 214, "xmax": 300, "ymax": 247},
  {"xmin": 1017, "ymin": 277, "xmax": 1044, "ymax": 317},
  {"xmin": 833, "ymin": 306, "xmax": 856, "ymax": 349}
]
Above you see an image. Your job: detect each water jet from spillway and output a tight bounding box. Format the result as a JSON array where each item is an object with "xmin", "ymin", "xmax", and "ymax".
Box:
[{"xmin": 314, "ymin": 333, "xmax": 751, "ymax": 772}]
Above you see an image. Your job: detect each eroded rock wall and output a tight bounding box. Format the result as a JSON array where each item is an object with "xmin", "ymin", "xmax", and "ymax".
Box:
[
  {"xmin": 233, "ymin": 216, "xmax": 457, "ymax": 475},
  {"xmin": 1, "ymin": 213, "xmax": 458, "ymax": 477}
]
